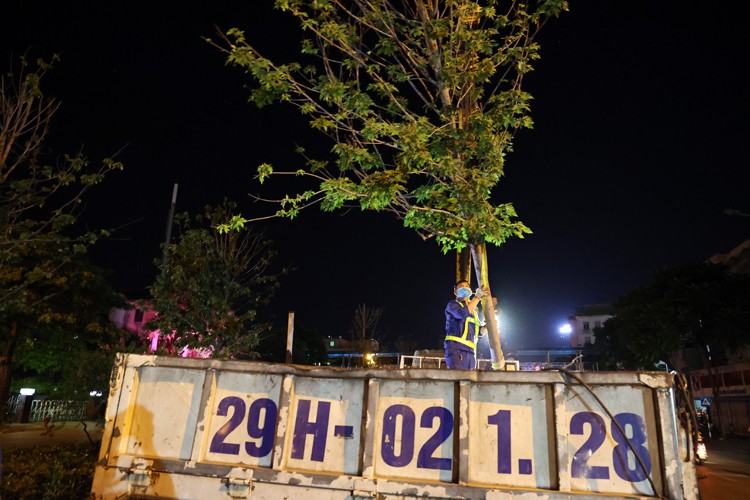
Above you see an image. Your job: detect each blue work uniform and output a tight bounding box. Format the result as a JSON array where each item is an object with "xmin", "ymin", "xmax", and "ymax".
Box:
[{"xmin": 444, "ymin": 299, "xmax": 481, "ymax": 369}]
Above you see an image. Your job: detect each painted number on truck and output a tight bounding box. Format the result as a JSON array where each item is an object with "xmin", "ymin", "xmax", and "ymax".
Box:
[
  {"xmin": 209, "ymin": 396, "xmax": 277, "ymax": 457},
  {"xmin": 570, "ymin": 411, "xmax": 651, "ymax": 482},
  {"xmin": 487, "ymin": 409, "xmax": 533, "ymax": 475},
  {"xmin": 381, "ymin": 404, "xmax": 453, "ymax": 470},
  {"xmin": 206, "ymin": 397, "xmax": 653, "ymax": 486}
]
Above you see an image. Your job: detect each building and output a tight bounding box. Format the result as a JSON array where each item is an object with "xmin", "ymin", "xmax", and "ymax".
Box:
[
  {"xmin": 325, "ymin": 337, "xmax": 379, "ymax": 355},
  {"xmin": 109, "ymin": 301, "xmax": 211, "ymax": 358},
  {"xmin": 325, "ymin": 337, "xmax": 384, "ymax": 367},
  {"xmin": 568, "ymin": 304, "xmax": 615, "ymax": 348},
  {"xmin": 108, "ymin": 300, "xmax": 158, "ymax": 336},
  {"xmin": 686, "ymin": 240, "xmax": 750, "ymax": 436},
  {"xmin": 688, "ymin": 358, "xmax": 750, "ymax": 436}
]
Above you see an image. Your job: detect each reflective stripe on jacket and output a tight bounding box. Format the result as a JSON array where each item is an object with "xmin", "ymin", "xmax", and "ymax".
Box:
[{"xmin": 445, "ymin": 300, "xmax": 480, "ymax": 350}]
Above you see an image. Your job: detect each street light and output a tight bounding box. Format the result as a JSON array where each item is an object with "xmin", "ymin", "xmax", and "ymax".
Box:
[{"xmin": 559, "ymin": 324, "xmax": 572, "ymax": 335}]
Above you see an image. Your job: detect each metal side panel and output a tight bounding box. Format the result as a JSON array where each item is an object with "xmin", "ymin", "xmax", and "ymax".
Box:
[
  {"xmin": 553, "ymin": 382, "xmax": 663, "ymax": 497},
  {"xmin": 91, "ymin": 354, "xmax": 699, "ymax": 499}
]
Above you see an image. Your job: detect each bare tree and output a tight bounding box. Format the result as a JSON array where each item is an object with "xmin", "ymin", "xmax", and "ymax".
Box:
[
  {"xmin": 349, "ymin": 304, "xmax": 382, "ymax": 359},
  {"xmin": 1, "ymin": 55, "xmax": 122, "ymax": 406}
]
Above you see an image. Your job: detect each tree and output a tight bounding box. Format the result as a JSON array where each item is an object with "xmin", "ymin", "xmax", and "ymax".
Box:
[
  {"xmin": 256, "ymin": 325, "xmax": 329, "ymax": 365},
  {"xmin": 349, "ymin": 303, "xmax": 382, "ymax": 356},
  {"xmin": 395, "ymin": 336, "xmax": 418, "ymax": 355},
  {"xmin": 1, "ymin": 55, "xmax": 123, "ymax": 405},
  {"xmin": 595, "ymin": 262, "xmax": 750, "ymax": 435},
  {"xmin": 147, "ymin": 201, "xmax": 284, "ymax": 358},
  {"xmin": 213, "ymin": 0, "xmax": 567, "ymax": 368},
  {"xmin": 9, "ymin": 256, "xmax": 128, "ymax": 400}
]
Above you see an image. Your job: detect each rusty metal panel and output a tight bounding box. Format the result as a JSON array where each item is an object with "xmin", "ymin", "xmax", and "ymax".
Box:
[
  {"xmin": 199, "ymin": 370, "xmax": 283, "ymax": 468},
  {"xmin": 123, "ymin": 366, "xmax": 205, "ymax": 460},
  {"xmin": 553, "ymin": 382, "xmax": 662, "ymax": 496},
  {"xmin": 468, "ymin": 382, "xmax": 556, "ymax": 490},
  {"xmin": 279, "ymin": 375, "xmax": 365, "ymax": 475},
  {"xmin": 372, "ymin": 378, "xmax": 456, "ymax": 483},
  {"xmin": 91, "ymin": 354, "xmax": 699, "ymax": 499}
]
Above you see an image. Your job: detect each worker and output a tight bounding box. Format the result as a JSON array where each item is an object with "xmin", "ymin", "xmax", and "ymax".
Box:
[{"xmin": 444, "ymin": 280, "xmax": 487, "ymax": 369}]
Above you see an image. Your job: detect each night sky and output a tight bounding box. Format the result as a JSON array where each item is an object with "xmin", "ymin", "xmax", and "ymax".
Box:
[{"xmin": 3, "ymin": 1, "xmax": 748, "ymax": 354}]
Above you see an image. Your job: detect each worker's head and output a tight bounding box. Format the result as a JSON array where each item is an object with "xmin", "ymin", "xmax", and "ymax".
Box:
[{"xmin": 454, "ymin": 280, "xmax": 472, "ymax": 299}]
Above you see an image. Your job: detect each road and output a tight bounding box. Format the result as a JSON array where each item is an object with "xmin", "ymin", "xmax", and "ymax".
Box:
[
  {"xmin": 696, "ymin": 436, "xmax": 750, "ymax": 499},
  {"xmin": 0, "ymin": 420, "xmax": 103, "ymax": 450}
]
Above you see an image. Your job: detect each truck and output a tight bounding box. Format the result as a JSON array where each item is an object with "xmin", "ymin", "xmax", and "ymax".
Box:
[{"xmin": 91, "ymin": 353, "xmax": 700, "ymax": 499}]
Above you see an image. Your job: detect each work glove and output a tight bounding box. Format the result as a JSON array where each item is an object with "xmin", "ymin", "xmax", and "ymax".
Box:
[{"xmin": 474, "ymin": 286, "xmax": 488, "ymax": 299}]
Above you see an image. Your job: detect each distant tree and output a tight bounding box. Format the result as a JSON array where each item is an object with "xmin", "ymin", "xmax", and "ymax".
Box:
[
  {"xmin": 349, "ymin": 303, "xmax": 382, "ymax": 357},
  {"xmin": 9, "ymin": 257, "xmax": 128, "ymax": 400},
  {"xmin": 595, "ymin": 262, "xmax": 750, "ymax": 435},
  {"xmin": 595, "ymin": 263, "xmax": 750, "ymax": 369},
  {"xmin": 213, "ymin": 0, "xmax": 567, "ymax": 369},
  {"xmin": 147, "ymin": 201, "xmax": 284, "ymax": 358},
  {"xmin": 0, "ymin": 55, "xmax": 123, "ymax": 405},
  {"xmin": 256, "ymin": 325, "xmax": 328, "ymax": 365},
  {"xmin": 394, "ymin": 335, "xmax": 419, "ymax": 356}
]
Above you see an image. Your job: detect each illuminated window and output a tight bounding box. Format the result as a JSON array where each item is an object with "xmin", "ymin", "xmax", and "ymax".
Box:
[{"xmin": 329, "ymin": 341, "xmax": 335, "ymax": 347}]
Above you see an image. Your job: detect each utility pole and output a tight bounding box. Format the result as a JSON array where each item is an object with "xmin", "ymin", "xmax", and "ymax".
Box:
[
  {"xmin": 161, "ymin": 183, "xmax": 178, "ymax": 276},
  {"xmin": 286, "ymin": 312, "xmax": 295, "ymax": 364}
]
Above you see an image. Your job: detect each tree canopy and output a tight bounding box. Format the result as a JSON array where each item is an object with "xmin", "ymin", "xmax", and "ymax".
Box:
[
  {"xmin": 1, "ymin": 55, "xmax": 123, "ymax": 403},
  {"xmin": 216, "ymin": 0, "xmax": 566, "ymax": 251},
  {"xmin": 213, "ymin": 0, "xmax": 567, "ymax": 368},
  {"xmin": 9, "ymin": 256, "xmax": 128, "ymax": 399},
  {"xmin": 594, "ymin": 262, "xmax": 750, "ymax": 370},
  {"xmin": 147, "ymin": 201, "xmax": 284, "ymax": 358}
]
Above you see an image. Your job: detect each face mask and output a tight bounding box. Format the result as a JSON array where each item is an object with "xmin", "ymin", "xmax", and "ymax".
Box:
[{"xmin": 456, "ymin": 287, "xmax": 472, "ymax": 298}]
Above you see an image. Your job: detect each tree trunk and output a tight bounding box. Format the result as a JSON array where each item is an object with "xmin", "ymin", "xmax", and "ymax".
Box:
[
  {"xmin": 456, "ymin": 248, "xmax": 472, "ymax": 284},
  {"xmin": 0, "ymin": 319, "xmax": 19, "ymax": 410},
  {"xmin": 469, "ymin": 242, "xmax": 504, "ymax": 369},
  {"xmin": 699, "ymin": 344, "xmax": 725, "ymax": 437},
  {"xmin": 707, "ymin": 356, "xmax": 725, "ymax": 437}
]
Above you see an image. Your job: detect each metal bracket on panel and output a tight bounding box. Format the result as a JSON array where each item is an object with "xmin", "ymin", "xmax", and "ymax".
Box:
[
  {"xmin": 347, "ymin": 491, "xmax": 376, "ymax": 500},
  {"xmin": 128, "ymin": 457, "xmax": 153, "ymax": 493},
  {"xmin": 128, "ymin": 469, "xmax": 151, "ymax": 489},
  {"xmin": 225, "ymin": 477, "xmax": 251, "ymax": 498}
]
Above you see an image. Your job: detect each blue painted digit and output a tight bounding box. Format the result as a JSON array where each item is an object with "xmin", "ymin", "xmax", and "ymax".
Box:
[
  {"xmin": 381, "ymin": 404, "xmax": 416, "ymax": 467},
  {"xmin": 611, "ymin": 413, "xmax": 651, "ymax": 482},
  {"xmin": 488, "ymin": 409, "xmax": 512, "ymax": 473},
  {"xmin": 209, "ymin": 396, "xmax": 246, "ymax": 455},
  {"xmin": 570, "ymin": 412, "xmax": 610, "ymax": 479},
  {"xmin": 416, "ymin": 406, "xmax": 453, "ymax": 470},
  {"xmin": 245, "ymin": 398, "xmax": 277, "ymax": 457}
]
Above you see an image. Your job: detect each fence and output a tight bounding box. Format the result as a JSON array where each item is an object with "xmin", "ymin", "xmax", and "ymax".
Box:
[
  {"xmin": 399, "ymin": 355, "xmax": 522, "ymax": 371},
  {"xmin": 28, "ymin": 399, "xmax": 86, "ymax": 422},
  {"xmin": 4, "ymin": 394, "xmax": 20, "ymax": 419}
]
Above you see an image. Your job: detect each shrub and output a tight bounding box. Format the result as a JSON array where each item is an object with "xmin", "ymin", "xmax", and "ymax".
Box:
[{"xmin": 1, "ymin": 443, "xmax": 97, "ymax": 499}]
